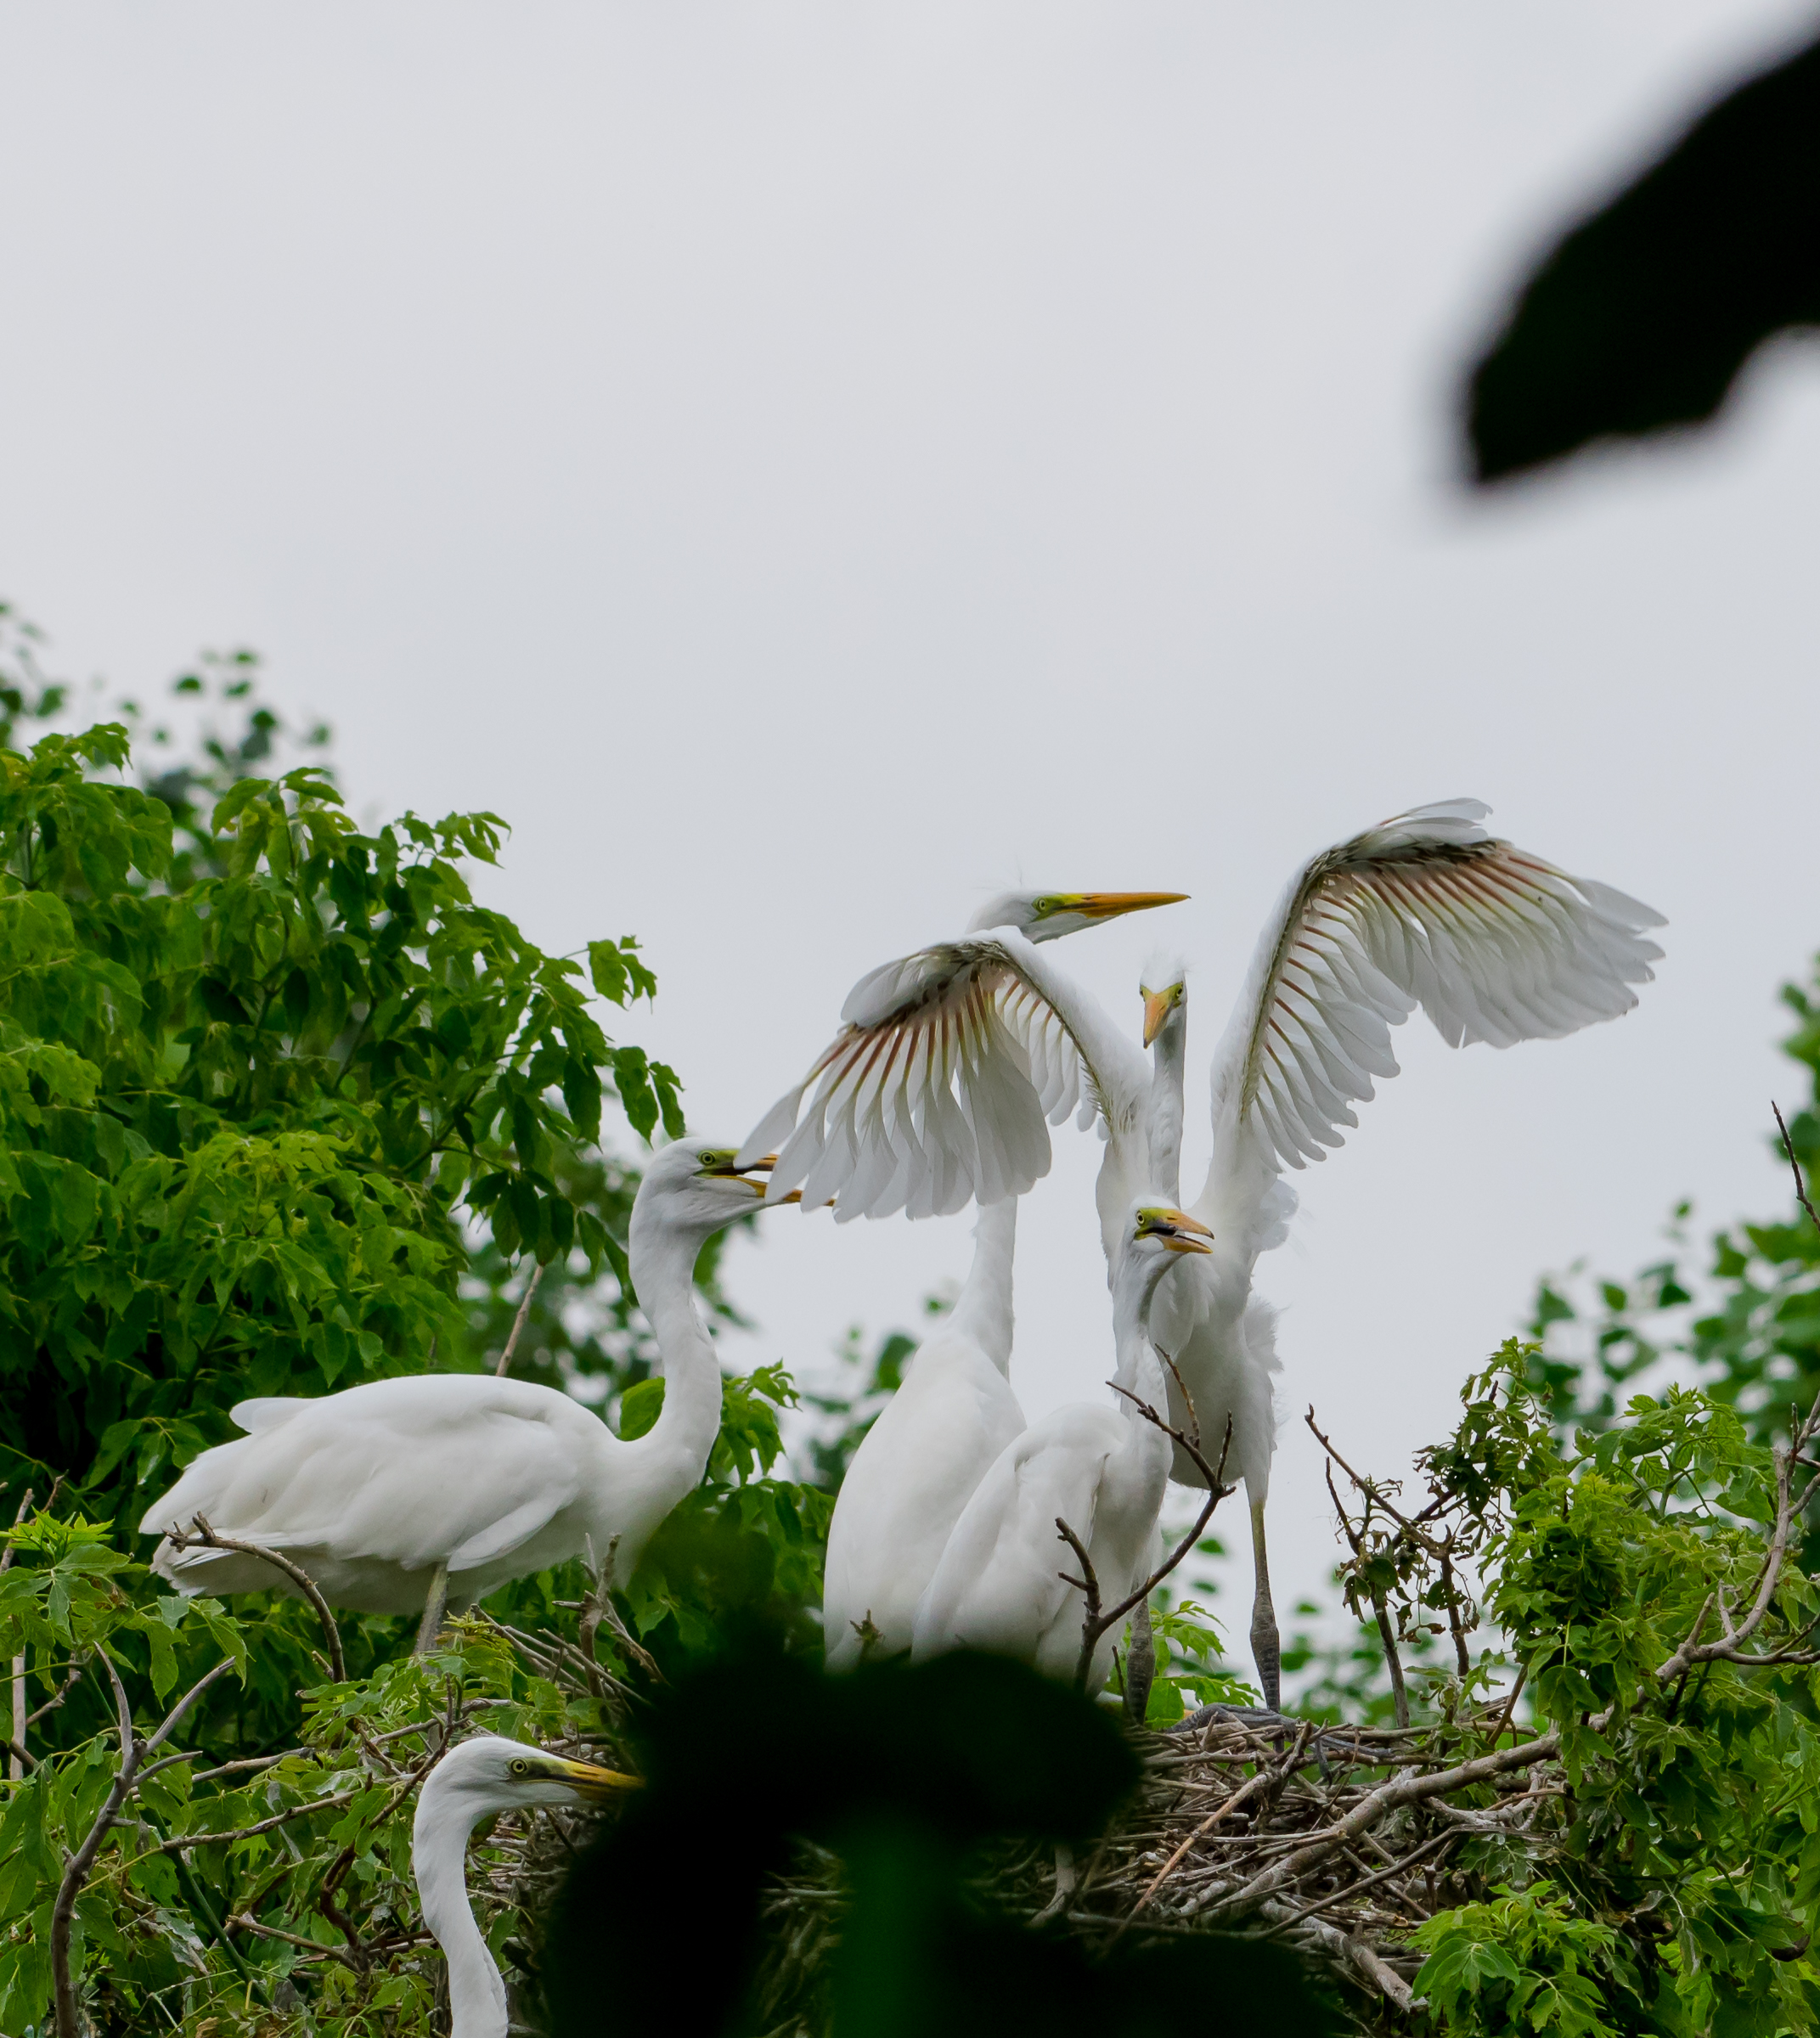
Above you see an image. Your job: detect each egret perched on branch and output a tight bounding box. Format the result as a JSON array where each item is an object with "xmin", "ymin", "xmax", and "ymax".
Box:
[
  {"xmin": 821, "ymin": 1195, "xmax": 1022, "ymax": 1669},
  {"xmin": 413, "ymin": 1734, "xmax": 637, "ymax": 2038},
  {"xmin": 737, "ymin": 888, "xmax": 1186, "ymax": 1227},
  {"xmin": 911, "ymin": 1204, "xmax": 1214, "ymax": 1690},
  {"xmin": 141, "ymin": 1140, "xmax": 797, "ymax": 1631}
]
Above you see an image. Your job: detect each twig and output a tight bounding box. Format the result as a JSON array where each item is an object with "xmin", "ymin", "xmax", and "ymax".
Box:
[
  {"xmin": 4, "ymin": 1486, "xmax": 34, "ymax": 1782},
  {"xmin": 1197, "ymin": 1725, "xmax": 1564, "ymax": 1917},
  {"xmin": 226, "ymin": 1912, "xmax": 363, "ymax": 1972},
  {"xmin": 24, "ymin": 1656, "xmax": 87, "ymax": 1731},
  {"xmin": 1260, "ymin": 1825, "xmax": 1458, "ymax": 1937},
  {"xmin": 495, "ymin": 1258, "xmax": 548, "ymax": 1376},
  {"xmin": 1372, "ymin": 1598, "xmax": 1411, "ymax": 1731},
  {"xmin": 51, "ymin": 1656, "xmax": 233, "ymax": 2038},
  {"xmin": 1773, "ymin": 1102, "xmax": 1820, "ymax": 1238},
  {"xmin": 142, "ymin": 1787, "xmax": 363, "ymax": 1855},
  {"xmin": 165, "ymin": 1516, "xmax": 345, "ymax": 1681},
  {"xmin": 1482, "ymin": 1661, "xmax": 1528, "ymax": 1754},
  {"xmin": 1119, "ymin": 1723, "xmax": 1314, "ymax": 1935},
  {"xmin": 1062, "ymin": 1402, "xmax": 1234, "ymax": 1692},
  {"xmin": 1306, "ymin": 1410, "xmax": 1418, "ymax": 1531},
  {"xmin": 318, "ymin": 1844, "xmax": 370, "ymax": 1971}
]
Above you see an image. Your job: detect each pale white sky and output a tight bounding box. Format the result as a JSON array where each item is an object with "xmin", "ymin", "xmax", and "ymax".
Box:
[{"xmin": 4, "ymin": 3, "xmax": 1817, "ymax": 1663}]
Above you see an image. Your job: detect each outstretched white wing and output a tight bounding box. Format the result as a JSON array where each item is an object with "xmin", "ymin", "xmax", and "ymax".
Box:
[
  {"xmin": 739, "ymin": 929, "xmax": 1147, "ymax": 1223},
  {"xmin": 1204, "ymin": 798, "xmax": 1665, "ymax": 1179}
]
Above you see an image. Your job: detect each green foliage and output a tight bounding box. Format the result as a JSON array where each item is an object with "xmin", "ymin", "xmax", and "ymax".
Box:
[
  {"xmin": 1527, "ymin": 951, "xmax": 1820, "ymax": 1555},
  {"xmin": 1413, "ymin": 1883, "xmax": 1622, "ymax": 2038},
  {"xmin": 0, "ymin": 650, "xmax": 682, "ymax": 1523},
  {"xmin": 0, "ymin": 611, "xmax": 837, "ymax": 2035},
  {"xmin": 0, "ymin": 1500, "xmax": 639, "ymax": 2037}
]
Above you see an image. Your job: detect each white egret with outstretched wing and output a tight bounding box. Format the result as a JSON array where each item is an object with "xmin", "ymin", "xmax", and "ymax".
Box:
[
  {"xmin": 736, "ymin": 889, "xmax": 1186, "ymax": 1231},
  {"xmin": 1152, "ymin": 799, "xmax": 1665, "ymax": 1703}
]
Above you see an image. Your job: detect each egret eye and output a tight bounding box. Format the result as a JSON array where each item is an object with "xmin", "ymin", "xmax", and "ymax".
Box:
[
  {"xmin": 1033, "ymin": 897, "xmax": 1057, "ymax": 915},
  {"xmin": 509, "ymin": 1758, "xmax": 531, "ymax": 1776}
]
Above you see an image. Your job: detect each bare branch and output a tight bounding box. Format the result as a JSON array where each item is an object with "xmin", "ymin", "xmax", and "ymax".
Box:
[
  {"xmin": 1306, "ymin": 1408, "xmax": 1419, "ymax": 1533},
  {"xmin": 494, "ymin": 1258, "xmax": 548, "ymax": 1377},
  {"xmin": 1200, "ymin": 1725, "xmax": 1565, "ymax": 1918},
  {"xmin": 165, "ymin": 1516, "xmax": 345, "ymax": 1682},
  {"xmin": 51, "ymin": 1657, "xmax": 234, "ymax": 2037},
  {"xmin": 1773, "ymin": 1101, "xmax": 1820, "ymax": 1240}
]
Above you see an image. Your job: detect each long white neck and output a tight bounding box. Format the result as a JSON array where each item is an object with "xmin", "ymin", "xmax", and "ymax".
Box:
[
  {"xmin": 1145, "ymin": 1011, "xmax": 1186, "ymax": 1205},
  {"xmin": 413, "ymin": 1790, "xmax": 507, "ymax": 2038},
  {"xmin": 1111, "ymin": 1250, "xmax": 1175, "ymax": 1400},
  {"xmin": 945, "ymin": 1196, "xmax": 1017, "ymax": 1374},
  {"xmin": 624, "ymin": 1204, "xmax": 725, "ymax": 1506}
]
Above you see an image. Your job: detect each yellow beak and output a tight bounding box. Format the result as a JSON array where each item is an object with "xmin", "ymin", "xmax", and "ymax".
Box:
[
  {"xmin": 1073, "ymin": 891, "xmax": 1189, "ymax": 922},
  {"xmin": 1141, "ymin": 987, "xmax": 1180, "ymax": 1049},
  {"xmin": 551, "ymin": 1755, "xmax": 643, "ymax": 1803},
  {"xmin": 1154, "ymin": 1208, "xmax": 1215, "ymax": 1254}
]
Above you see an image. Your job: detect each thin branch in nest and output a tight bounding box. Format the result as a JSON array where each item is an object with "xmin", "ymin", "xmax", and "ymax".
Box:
[
  {"xmin": 1058, "ymin": 1399, "xmax": 1235, "ymax": 1693},
  {"xmin": 165, "ymin": 1515, "xmax": 345, "ymax": 1682}
]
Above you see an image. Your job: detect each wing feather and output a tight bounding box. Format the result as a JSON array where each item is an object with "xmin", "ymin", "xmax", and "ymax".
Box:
[
  {"xmin": 1207, "ymin": 801, "xmax": 1665, "ymax": 1178},
  {"xmin": 742, "ymin": 931, "xmax": 1145, "ymax": 1222}
]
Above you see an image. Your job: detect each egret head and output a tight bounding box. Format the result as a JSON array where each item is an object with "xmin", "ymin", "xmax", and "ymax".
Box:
[
  {"xmin": 423, "ymin": 1734, "xmax": 640, "ymax": 1822},
  {"xmin": 1139, "ymin": 953, "xmax": 1188, "ymax": 1048},
  {"xmin": 637, "ymin": 1138, "xmax": 803, "ymax": 1226},
  {"xmin": 966, "ymin": 891, "xmax": 1188, "ymax": 943},
  {"xmin": 1130, "ymin": 1206, "xmax": 1214, "ymax": 1260}
]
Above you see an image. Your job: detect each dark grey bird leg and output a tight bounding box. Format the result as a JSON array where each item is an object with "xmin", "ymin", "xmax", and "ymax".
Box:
[
  {"xmin": 1249, "ymin": 1496, "xmax": 1281, "ymax": 1712},
  {"xmin": 414, "ymin": 1562, "xmax": 450, "ymax": 1655},
  {"xmin": 1124, "ymin": 1596, "xmax": 1157, "ymax": 1726}
]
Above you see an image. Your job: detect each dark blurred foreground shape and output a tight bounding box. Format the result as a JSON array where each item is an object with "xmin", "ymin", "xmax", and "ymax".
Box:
[
  {"xmin": 544, "ymin": 1645, "xmax": 1334, "ymax": 2038},
  {"xmin": 1468, "ymin": 29, "xmax": 1820, "ymax": 482}
]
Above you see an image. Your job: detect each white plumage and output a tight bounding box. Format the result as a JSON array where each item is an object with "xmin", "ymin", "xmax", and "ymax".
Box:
[
  {"xmin": 1149, "ymin": 801, "xmax": 1664, "ymax": 1703},
  {"xmin": 737, "ymin": 889, "xmax": 1186, "ymax": 1226},
  {"xmin": 910, "ymin": 1204, "xmax": 1212, "ymax": 1690},
  {"xmin": 821, "ymin": 1196, "xmax": 1022, "ymax": 1669},
  {"xmin": 140, "ymin": 1140, "xmax": 790, "ymax": 1616},
  {"xmin": 412, "ymin": 1735, "xmax": 634, "ymax": 2038}
]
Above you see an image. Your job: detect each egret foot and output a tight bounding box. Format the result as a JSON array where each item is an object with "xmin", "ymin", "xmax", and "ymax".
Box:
[
  {"xmin": 414, "ymin": 1562, "xmax": 450, "ymax": 1654},
  {"xmin": 1124, "ymin": 1597, "xmax": 1157, "ymax": 1727},
  {"xmin": 1032, "ymin": 1842, "xmax": 1078, "ymax": 1925}
]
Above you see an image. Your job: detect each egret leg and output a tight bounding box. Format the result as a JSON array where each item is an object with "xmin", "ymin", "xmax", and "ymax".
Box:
[
  {"xmin": 1248, "ymin": 1497, "xmax": 1281, "ymax": 1712},
  {"xmin": 1031, "ymin": 1842, "xmax": 1078, "ymax": 1925},
  {"xmin": 1124, "ymin": 1597, "xmax": 1157, "ymax": 1727},
  {"xmin": 414, "ymin": 1562, "xmax": 450, "ymax": 1655}
]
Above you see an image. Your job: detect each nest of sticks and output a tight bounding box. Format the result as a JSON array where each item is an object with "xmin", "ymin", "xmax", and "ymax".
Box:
[{"xmin": 738, "ymin": 1696, "xmax": 1559, "ymax": 2033}]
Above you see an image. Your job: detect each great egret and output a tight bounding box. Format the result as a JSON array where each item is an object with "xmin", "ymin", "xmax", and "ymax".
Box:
[
  {"xmin": 910, "ymin": 1205, "xmax": 1214, "ymax": 1689},
  {"xmin": 412, "ymin": 1733, "xmax": 636, "ymax": 2038},
  {"xmin": 749, "ymin": 804, "xmax": 1664, "ymax": 1708},
  {"xmin": 141, "ymin": 1140, "xmax": 796, "ymax": 1624},
  {"xmin": 1141, "ymin": 802, "xmax": 1664, "ymax": 1704},
  {"xmin": 737, "ymin": 888, "xmax": 1186, "ymax": 1231},
  {"xmin": 821, "ymin": 1196, "xmax": 1021, "ymax": 1669}
]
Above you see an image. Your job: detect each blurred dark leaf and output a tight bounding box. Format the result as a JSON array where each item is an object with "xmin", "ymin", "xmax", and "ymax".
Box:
[
  {"xmin": 1468, "ymin": 31, "xmax": 1820, "ymax": 482},
  {"xmin": 545, "ymin": 1644, "xmax": 1332, "ymax": 2038}
]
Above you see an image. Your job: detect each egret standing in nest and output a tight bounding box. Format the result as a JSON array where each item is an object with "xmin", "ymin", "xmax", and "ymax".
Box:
[{"xmin": 751, "ymin": 804, "xmax": 1664, "ymax": 1706}]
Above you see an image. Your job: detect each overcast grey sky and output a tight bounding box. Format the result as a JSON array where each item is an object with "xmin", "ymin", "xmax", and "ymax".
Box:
[{"xmin": 4, "ymin": 3, "xmax": 1818, "ymax": 1651}]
